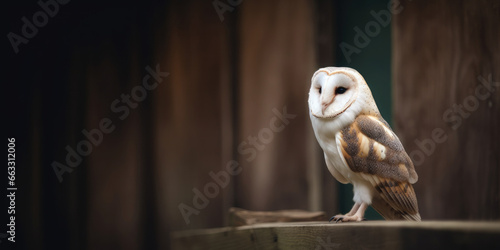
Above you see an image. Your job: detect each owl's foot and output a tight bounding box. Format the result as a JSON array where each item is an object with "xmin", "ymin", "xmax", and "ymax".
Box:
[
  {"xmin": 329, "ymin": 215, "xmax": 366, "ymax": 223},
  {"xmin": 329, "ymin": 202, "xmax": 368, "ymax": 223}
]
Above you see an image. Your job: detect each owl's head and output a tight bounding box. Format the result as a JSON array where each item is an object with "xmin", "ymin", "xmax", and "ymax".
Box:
[{"xmin": 308, "ymin": 67, "xmax": 379, "ymax": 120}]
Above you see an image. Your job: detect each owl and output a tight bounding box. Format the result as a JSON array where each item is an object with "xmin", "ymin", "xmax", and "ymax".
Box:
[{"xmin": 308, "ymin": 67, "xmax": 421, "ymax": 222}]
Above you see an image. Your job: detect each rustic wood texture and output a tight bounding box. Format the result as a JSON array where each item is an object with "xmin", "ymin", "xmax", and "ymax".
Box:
[
  {"xmin": 228, "ymin": 207, "xmax": 327, "ymax": 226},
  {"xmin": 12, "ymin": 2, "xmax": 333, "ymax": 248},
  {"xmin": 237, "ymin": 0, "xmax": 317, "ymax": 212},
  {"xmin": 153, "ymin": 1, "xmax": 230, "ymax": 242},
  {"xmin": 86, "ymin": 50, "xmax": 143, "ymax": 250},
  {"xmin": 393, "ymin": 1, "xmax": 500, "ymax": 220},
  {"xmin": 172, "ymin": 221, "xmax": 500, "ymax": 249}
]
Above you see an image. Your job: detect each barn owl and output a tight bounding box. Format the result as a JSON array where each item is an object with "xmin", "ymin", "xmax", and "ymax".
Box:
[{"xmin": 308, "ymin": 67, "xmax": 421, "ymax": 222}]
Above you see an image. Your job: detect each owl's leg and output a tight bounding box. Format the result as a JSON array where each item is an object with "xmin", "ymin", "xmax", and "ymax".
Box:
[
  {"xmin": 345, "ymin": 203, "xmax": 361, "ymax": 216},
  {"xmin": 329, "ymin": 203, "xmax": 368, "ymax": 223}
]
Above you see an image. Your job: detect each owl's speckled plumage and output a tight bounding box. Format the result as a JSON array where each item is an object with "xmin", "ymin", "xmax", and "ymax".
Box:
[{"xmin": 308, "ymin": 67, "xmax": 420, "ymax": 222}]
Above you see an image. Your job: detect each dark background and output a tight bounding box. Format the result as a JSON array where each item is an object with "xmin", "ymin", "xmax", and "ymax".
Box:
[{"xmin": 3, "ymin": 0, "xmax": 500, "ymax": 249}]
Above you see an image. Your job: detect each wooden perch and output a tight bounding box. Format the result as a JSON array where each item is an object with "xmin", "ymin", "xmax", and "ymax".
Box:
[
  {"xmin": 172, "ymin": 221, "xmax": 500, "ymax": 250},
  {"xmin": 228, "ymin": 207, "xmax": 327, "ymax": 226}
]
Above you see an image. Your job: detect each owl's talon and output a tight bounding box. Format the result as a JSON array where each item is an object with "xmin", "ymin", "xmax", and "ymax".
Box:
[
  {"xmin": 329, "ymin": 216, "xmax": 342, "ymax": 222},
  {"xmin": 329, "ymin": 215, "xmax": 344, "ymax": 223},
  {"xmin": 331, "ymin": 214, "xmax": 364, "ymax": 222}
]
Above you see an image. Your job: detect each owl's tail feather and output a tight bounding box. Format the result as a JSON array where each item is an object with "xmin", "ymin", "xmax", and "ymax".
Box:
[{"xmin": 371, "ymin": 196, "xmax": 422, "ymax": 221}]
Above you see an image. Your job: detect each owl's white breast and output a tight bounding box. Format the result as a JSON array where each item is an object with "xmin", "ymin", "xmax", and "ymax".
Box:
[
  {"xmin": 309, "ymin": 111, "xmax": 354, "ymax": 182},
  {"xmin": 309, "ymin": 107, "xmax": 375, "ymax": 205}
]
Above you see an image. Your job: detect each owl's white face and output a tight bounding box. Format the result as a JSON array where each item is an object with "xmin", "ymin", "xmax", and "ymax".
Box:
[{"xmin": 308, "ymin": 68, "xmax": 360, "ymax": 119}]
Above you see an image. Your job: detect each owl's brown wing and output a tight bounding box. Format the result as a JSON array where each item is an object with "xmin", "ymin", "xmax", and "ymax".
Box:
[{"xmin": 338, "ymin": 115, "xmax": 420, "ymax": 221}]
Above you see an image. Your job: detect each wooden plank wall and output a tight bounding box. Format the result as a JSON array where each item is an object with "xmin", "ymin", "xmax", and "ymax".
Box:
[
  {"xmin": 236, "ymin": 0, "xmax": 317, "ymax": 211},
  {"xmin": 153, "ymin": 1, "xmax": 333, "ymax": 249},
  {"xmin": 10, "ymin": 1, "xmax": 334, "ymax": 249},
  {"xmin": 154, "ymin": 2, "xmax": 231, "ymax": 249},
  {"xmin": 393, "ymin": 0, "xmax": 500, "ymax": 220},
  {"xmin": 85, "ymin": 46, "xmax": 143, "ymax": 250}
]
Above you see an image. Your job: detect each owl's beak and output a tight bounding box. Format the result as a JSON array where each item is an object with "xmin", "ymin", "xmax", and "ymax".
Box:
[
  {"xmin": 321, "ymin": 103, "xmax": 328, "ymax": 115},
  {"xmin": 321, "ymin": 97, "xmax": 334, "ymax": 115}
]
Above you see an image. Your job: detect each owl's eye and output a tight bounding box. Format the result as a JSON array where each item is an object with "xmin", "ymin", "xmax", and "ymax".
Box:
[
  {"xmin": 318, "ymin": 87, "xmax": 322, "ymax": 94},
  {"xmin": 335, "ymin": 87, "xmax": 347, "ymax": 94}
]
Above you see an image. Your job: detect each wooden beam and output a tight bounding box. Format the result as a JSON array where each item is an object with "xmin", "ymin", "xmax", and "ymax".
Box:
[{"xmin": 172, "ymin": 221, "xmax": 500, "ymax": 249}]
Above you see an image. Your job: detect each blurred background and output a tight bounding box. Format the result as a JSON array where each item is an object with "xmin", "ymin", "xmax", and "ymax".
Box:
[{"xmin": 3, "ymin": 0, "xmax": 499, "ymax": 249}]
